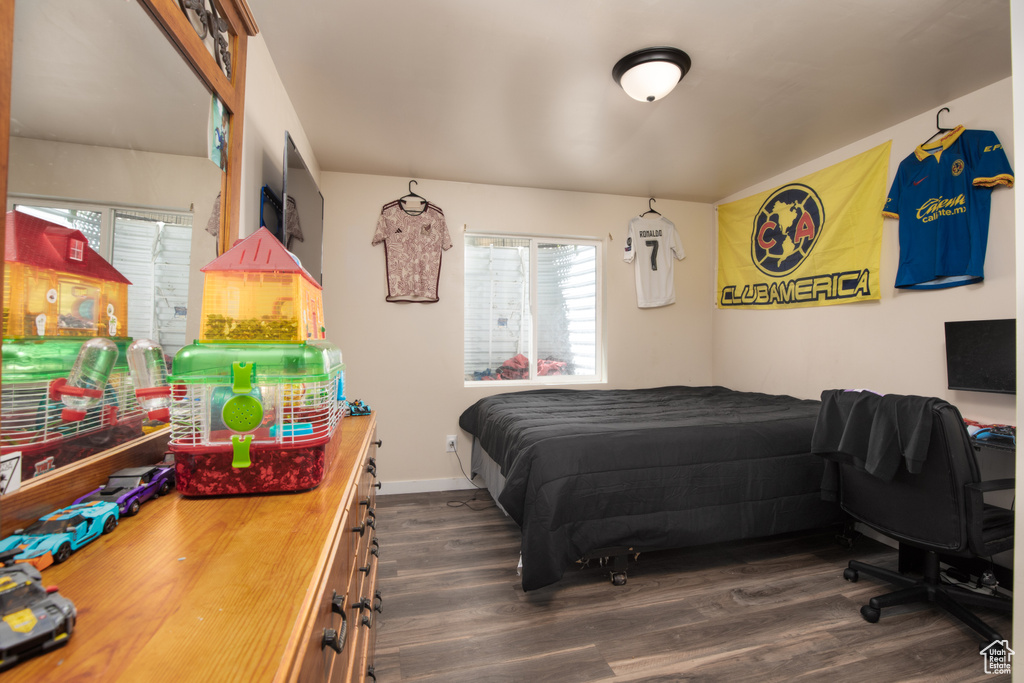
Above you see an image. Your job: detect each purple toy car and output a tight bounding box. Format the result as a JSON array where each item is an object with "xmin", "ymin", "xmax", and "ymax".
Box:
[{"xmin": 74, "ymin": 465, "xmax": 175, "ymax": 517}]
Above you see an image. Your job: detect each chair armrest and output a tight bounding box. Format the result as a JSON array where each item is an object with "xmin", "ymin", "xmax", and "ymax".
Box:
[
  {"xmin": 965, "ymin": 478, "xmax": 1015, "ymax": 557},
  {"xmin": 966, "ymin": 478, "xmax": 1016, "ymax": 494}
]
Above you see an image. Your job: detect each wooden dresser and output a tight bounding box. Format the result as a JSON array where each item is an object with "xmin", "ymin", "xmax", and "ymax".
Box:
[{"xmin": 2, "ymin": 413, "xmax": 380, "ymax": 682}]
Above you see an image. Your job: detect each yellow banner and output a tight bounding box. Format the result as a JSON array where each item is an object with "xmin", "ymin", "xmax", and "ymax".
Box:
[{"xmin": 717, "ymin": 141, "xmax": 890, "ymax": 309}]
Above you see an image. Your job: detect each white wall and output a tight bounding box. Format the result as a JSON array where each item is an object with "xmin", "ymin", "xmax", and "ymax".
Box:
[
  {"xmin": 239, "ymin": 35, "xmax": 320, "ymax": 240},
  {"xmin": 712, "ymin": 78, "xmax": 1016, "ymax": 429},
  {"xmin": 321, "ymin": 173, "xmax": 713, "ymax": 490}
]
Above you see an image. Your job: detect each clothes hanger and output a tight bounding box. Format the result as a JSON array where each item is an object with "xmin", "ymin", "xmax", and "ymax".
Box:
[
  {"xmin": 921, "ymin": 107, "xmax": 953, "ymax": 147},
  {"xmin": 639, "ymin": 198, "xmax": 661, "ymax": 217},
  {"xmin": 399, "ymin": 179, "xmax": 428, "ymax": 216}
]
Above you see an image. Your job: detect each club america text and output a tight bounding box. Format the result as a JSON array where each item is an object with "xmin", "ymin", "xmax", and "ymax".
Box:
[{"xmin": 720, "ymin": 269, "xmax": 871, "ymax": 306}]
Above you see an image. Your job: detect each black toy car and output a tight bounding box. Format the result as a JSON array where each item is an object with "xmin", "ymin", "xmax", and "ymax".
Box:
[{"xmin": 0, "ymin": 552, "xmax": 76, "ymax": 670}]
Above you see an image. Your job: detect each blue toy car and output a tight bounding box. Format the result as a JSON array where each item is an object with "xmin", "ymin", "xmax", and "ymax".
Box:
[
  {"xmin": 73, "ymin": 465, "xmax": 175, "ymax": 517},
  {"xmin": 0, "ymin": 557, "xmax": 76, "ymax": 670},
  {"xmin": 0, "ymin": 501, "xmax": 119, "ymax": 570}
]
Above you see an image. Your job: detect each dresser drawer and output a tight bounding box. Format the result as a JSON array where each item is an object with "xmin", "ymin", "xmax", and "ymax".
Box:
[
  {"xmin": 295, "ymin": 506, "xmax": 357, "ymax": 681},
  {"xmin": 354, "ymin": 567, "xmax": 380, "ymax": 683},
  {"xmin": 298, "ymin": 465, "xmax": 377, "ymax": 681},
  {"xmin": 358, "ymin": 435, "xmax": 379, "ymax": 508}
]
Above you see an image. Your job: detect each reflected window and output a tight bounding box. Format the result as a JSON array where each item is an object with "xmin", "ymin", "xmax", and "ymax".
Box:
[{"xmin": 112, "ymin": 210, "xmax": 192, "ymax": 356}]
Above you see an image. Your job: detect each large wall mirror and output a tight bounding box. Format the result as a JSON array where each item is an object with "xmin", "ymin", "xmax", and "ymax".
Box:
[{"xmin": 1, "ymin": 0, "xmax": 255, "ymax": 529}]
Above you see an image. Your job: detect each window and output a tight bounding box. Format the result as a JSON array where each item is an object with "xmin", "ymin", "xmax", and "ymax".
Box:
[
  {"xmin": 111, "ymin": 209, "xmax": 193, "ymax": 355},
  {"xmin": 464, "ymin": 234, "xmax": 602, "ymax": 383},
  {"xmin": 68, "ymin": 238, "xmax": 85, "ymax": 261}
]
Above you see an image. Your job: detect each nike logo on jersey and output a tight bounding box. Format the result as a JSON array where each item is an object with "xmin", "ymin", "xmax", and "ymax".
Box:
[{"xmin": 913, "ymin": 176, "xmax": 929, "ymax": 186}]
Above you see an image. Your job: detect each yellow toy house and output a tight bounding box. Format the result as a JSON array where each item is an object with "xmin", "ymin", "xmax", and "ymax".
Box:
[
  {"xmin": 199, "ymin": 227, "xmax": 325, "ymax": 343},
  {"xmin": 4, "ymin": 211, "xmax": 130, "ymax": 339}
]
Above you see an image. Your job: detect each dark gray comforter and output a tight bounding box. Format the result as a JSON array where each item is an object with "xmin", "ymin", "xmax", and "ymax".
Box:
[{"xmin": 459, "ymin": 385, "xmax": 840, "ymax": 590}]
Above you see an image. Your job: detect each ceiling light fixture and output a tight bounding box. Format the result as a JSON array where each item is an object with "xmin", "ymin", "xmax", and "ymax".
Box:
[{"xmin": 612, "ymin": 47, "xmax": 691, "ymax": 103}]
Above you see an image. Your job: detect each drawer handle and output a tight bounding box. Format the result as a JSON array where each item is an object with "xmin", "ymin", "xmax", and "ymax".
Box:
[
  {"xmin": 366, "ymin": 463, "xmax": 377, "ymax": 477},
  {"xmin": 367, "ymin": 508, "xmax": 376, "ymax": 519},
  {"xmin": 374, "ymin": 481, "xmax": 382, "ymax": 490},
  {"xmin": 373, "ymin": 439, "xmax": 382, "ymax": 448},
  {"xmin": 359, "ymin": 564, "xmax": 371, "ymax": 574},
  {"xmin": 331, "ymin": 592, "xmax": 345, "ymax": 616},
  {"xmin": 360, "ymin": 497, "xmax": 371, "ymax": 507},
  {"xmin": 371, "ymin": 537, "xmax": 380, "ymax": 557},
  {"xmin": 366, "ymin": 518, "xmax": 376, "ymax": 530},
  {"xmin": 351, "ymin": 523, "xmax": 366, "ymax": 536},
  {"xmin": 322, "ymin": 614, "xmax": 347, "ymax": 654},
  {"xmin": 361, "ymin": 614, "xmax": 372, "ymax": 629},
  {"xmin": 367, "ymin": 665, "xmax": 377, "ymax": 681},
  {"xmin": 374, "ymin": 589, "xmax": 383, "ymax": 613},
  {"xmin": 352, "ymin": 597, "xmax": 372, "ymax": 612}
]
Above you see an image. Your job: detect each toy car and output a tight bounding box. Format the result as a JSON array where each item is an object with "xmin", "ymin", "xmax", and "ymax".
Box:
[
  {"xmin": 347, "ymin": 399, "xmax": 372, "ymax": 416},
  {"xmin": 0, "ymin": 557, "xmax": 75, "ymax": 670},
  {"xmin": 73, "ymin": 465, "xmax": 175, "ymax": 517},
  {"xmin": 0, "ymin": 501, "xmax": 119, "ymax": 570}
]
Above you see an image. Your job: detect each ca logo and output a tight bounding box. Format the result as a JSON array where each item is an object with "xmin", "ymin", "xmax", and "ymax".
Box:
[{"xmin": 751, "ymin": 183, "xmax": 825, "ymax": 277}]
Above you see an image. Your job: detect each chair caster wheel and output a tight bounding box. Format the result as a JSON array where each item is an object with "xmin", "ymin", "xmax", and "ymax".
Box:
[
  {"xmin": 611, "ymin": 572, "xmax": 627, "ymax": 586},
  {"xmin": 843, "ymin": 568, "xmax": 859, "ymax": 582},
  {"xmin": 860, "ymin": 605, "xmax": 880, "ymax": 623}
]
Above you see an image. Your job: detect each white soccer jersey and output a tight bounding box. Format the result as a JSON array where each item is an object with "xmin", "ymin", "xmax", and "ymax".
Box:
[{"xmin": 623, "ymin": 215, "xmax": 685, "ymax": 308}]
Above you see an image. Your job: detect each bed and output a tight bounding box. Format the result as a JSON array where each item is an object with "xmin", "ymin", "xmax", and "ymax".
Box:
[{"xmin": 458, "ymin": 385, "xmax": 842, "ymax": 590}]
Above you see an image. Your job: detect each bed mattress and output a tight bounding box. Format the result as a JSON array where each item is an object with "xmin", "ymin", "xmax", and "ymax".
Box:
[{"xmin": 459, "ymin": 385, "xmax": 840, "ymax": 590}]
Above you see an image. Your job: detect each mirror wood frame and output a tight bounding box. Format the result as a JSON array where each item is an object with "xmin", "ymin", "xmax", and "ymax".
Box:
[{"xmin": 0, "ymin": 0, "xmax": 258, "ymax": 533}]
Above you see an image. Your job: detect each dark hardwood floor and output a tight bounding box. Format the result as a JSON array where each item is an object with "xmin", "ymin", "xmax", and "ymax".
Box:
[{"xmin": 372, "ymin": 490, "xmax": 1012, "ymax": 682}]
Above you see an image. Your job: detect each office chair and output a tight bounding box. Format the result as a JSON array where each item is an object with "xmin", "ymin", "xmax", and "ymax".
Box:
[{"xmin": 812, "ymin": 390, "xmax": 1014, "ymax": 644}]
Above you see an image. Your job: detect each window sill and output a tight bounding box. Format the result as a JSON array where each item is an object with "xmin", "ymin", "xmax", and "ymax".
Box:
[{"xmin": 464, "ymin": 377, "xmax": 606, "ymax": 388}]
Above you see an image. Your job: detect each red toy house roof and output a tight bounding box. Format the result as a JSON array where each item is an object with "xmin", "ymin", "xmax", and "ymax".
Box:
[
  {"xmin": 201, "ymin": 226, "xmax": 321, "ymax": 289},
  {"xmin": 5, "ymin": 211, "xmax": 131, "ymax": 284}
]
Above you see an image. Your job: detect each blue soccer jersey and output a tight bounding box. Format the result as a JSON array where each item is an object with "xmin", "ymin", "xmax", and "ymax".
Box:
[{"xmin": 883, "ymin": 126, "xmax": 1013, "ymax": 289}]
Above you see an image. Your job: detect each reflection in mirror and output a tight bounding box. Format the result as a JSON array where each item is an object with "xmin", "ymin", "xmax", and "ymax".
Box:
[
  {"xmin": 3, "ymin": 0, "xmax": 222, "ymax": 482},
  {"xmin": 282, "ymin": 132, "xmax": 324, "ymax": 286}
]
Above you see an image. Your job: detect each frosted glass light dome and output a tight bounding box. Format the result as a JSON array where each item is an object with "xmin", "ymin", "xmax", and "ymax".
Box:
[
  {"xmin": 612, "ymin": 47, "xmax": 691, "ymax": 103},
  {"xmin": 619, "ymin": 61, "xmax": 682, "ymax": 102}
]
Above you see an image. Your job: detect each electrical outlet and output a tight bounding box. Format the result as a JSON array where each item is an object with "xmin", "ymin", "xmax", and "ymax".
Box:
[{"xmin": 445, "ymin": 435, "xmax": 457, "ymax": 452}]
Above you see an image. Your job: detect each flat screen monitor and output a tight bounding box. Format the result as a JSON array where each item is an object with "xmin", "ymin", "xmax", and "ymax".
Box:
[
  {"xmin": 944, "ymin": 318, "xmax": 1016, "ymax": 394},
  {"xmin": 281, "ymin": 131, "xmax": 324, "ymax": 285}
]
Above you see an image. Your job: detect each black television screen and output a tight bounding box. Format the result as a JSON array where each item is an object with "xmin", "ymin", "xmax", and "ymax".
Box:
[
  {"xmin": 944, "ymin": 318, "xmax": 1016, "ymax": 394},
  {"xmin": 281, "ymin": 131, "xmax": 324, "ymax": 285}
]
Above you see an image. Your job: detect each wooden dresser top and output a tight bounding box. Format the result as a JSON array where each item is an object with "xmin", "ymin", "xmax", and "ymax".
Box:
[{"xmin": 2, "ymin": 413, "xmax": 376, "ymax": 682}]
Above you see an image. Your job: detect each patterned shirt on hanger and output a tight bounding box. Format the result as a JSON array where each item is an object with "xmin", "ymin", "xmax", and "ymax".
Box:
[{"xmin": 372, "ymin": 198, "xmax": 452, "ymax": 302}]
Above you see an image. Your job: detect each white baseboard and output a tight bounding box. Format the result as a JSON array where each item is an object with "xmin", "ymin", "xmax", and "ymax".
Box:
[{"xmin": 378, "ymin": 477, "xmax": 480, "ymax": 496}]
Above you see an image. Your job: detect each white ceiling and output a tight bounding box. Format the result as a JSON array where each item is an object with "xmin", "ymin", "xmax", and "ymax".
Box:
[
  {"xmin": 8, "ymin": 1, "xmax": 1012, "ymax": 206},
  {"xmin": 248, "ymin": 0, "xmax": 1011, "ymax": 203}
]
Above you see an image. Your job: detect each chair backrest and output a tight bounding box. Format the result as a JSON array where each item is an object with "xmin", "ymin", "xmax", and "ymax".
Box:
[{"xmin": 837, "ymin": 400, "xmax": 980, "ymax": 554}]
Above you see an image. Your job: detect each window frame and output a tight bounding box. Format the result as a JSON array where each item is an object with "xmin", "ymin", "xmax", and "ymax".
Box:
[{"xmin": 464, "ymin": 231, "xmax": 605, "ymax": 387}]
